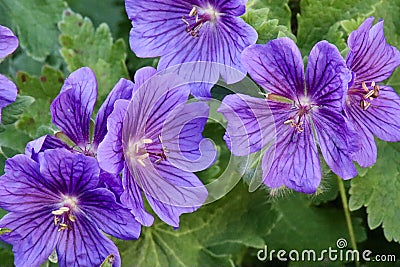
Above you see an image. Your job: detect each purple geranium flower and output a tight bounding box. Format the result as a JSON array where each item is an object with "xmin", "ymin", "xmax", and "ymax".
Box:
[
  {"xmin": 24, "ymin": 67, "xmax": 134, "ymax": 197},
  {"xmin": 97, "ymin": 67, "xmax": 216, "ymax": 227},
  {"xmin": 345, "ymin": 17, "xmax": 400, "ymax": 167},
  {"xmin": 0, "ymin": 25, "xmax": 19, "ymax": 123},
  {"xmin": 46, "ymin": 67, "xmax": 133, "ymax": 156},
  {"xmin": 0, "ymin": 148, "xmax": 140, "ymax": 267},
  {"xmin": 219, "ymin": 37, "xmax": 357, "ymax": 193},
  {"xmin": 125, "ymin": 0, "xmax": 258, "ymax": 98}
]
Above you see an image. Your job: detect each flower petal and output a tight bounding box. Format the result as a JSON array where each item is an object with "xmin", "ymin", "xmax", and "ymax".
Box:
[
  {"xmin": 312, "ymin": 108, "xmax": 358, "ymax": 179},
  {"xmin": 97, "ymin": 99, "xmax": 129, "ymax": 174},
  {"xmin": 0, "ymin": 25, "xmax": 18, "ymax": 58},
  {"xmin": 98, "ymin": 171, "xmax": 124, "ymax": 200},
  {"xmin": 241, "ymin": 38, "xmax": 305, "ymax": 100},
  {"xmin": 0, "ymin": 211, "xmax": 58, "ymax": 267},
  {"xmin": 348, "ymin": 86, "xmax": 400, "ymax": 142},
  {"xmin": 39, "ymin": 148, "xmax": 100, "ymax": 195},
  {"xmin": 127, "ymin": 160, "xmax": 207, "ymax": 227},
  {"xmin": 50, "ymin": 67, "xmax": 97, "ymax": 147},
  {"xmin": 348, "ymin": 119, "xmax": 377, "ymax": 167},
  {"xmin": 161, "ymin": 102, "xmax": 216, "ymax": 172},
  {"xmin": 93, "ymin": 78, "xmax": 134, "ymax": 148},
  {"xmin": 0, "ymin": 209, "xmax": 58, "ymax": 267},
  {"xmin": 0, "ymin": 154, "xmax": 59, "ymax": 212},
  {"xmin": 126, "ymin": 0, "xmax": 256, "ymax": 96},
  {"xmin": 263, "ymin": 102, "xmax": 321, "ymax": 193},
  {"xmin": 126, "ymin": 0, "xmax": 191, "ymax": 58},
  {"xmin": 121, "ymin": 165, "xmax": 154, "ymax": 227},
  {"xmin": 79, "ymin": 188, "xmax": 141, "ymax": 239},
  {"xmin": 306, "ymin": 41, "xmax": 352, "ymax": 110},
  {"xmin": 346, "ymin": 17, "xmax": 400, "ymax": 83},
  {"xmin": 158, "ymin": 15, "xmax": 257, "ymax": 85},
  {"xmin": 123, "ymin": 73, "xmax": 190, "ymax": 144},
  {"xmin": 0, "ymin": 74, "xmax": 17, "ymax": 122},
  {"xmin": 25, "ymin": 135, "xmax": 69, "ymax": 162},
  {"xmin": 56, "ymin": 215, "xmax": 121, "ymax": 267},
  {"xmin": 218, "ymin": 93, "xmax": 276, "ymax": 156}
]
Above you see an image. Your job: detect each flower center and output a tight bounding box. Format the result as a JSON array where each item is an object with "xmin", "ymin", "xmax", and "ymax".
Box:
[
  {"xmin": 125, "ymin": 137, "xmax": 168, "ymax": 167},
  {"xmin": 181, "ymin": 5, "xmax": 219, "ymax": 38},
  {"xmin": 359, "ymin": 81, "xmax": 380, "ymax": 111},
  {"xmin": 265, "ymin": 93, "xmax": 317, "ymax": 134},
  {"xmin": 52, "ymin": 196, "xmax": 78, "ymax": 232}
]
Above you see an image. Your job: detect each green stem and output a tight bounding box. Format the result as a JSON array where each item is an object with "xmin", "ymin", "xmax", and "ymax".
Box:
[{"xmin": 337, "ymin": 176, "xmax": 360, "ymax": 267}]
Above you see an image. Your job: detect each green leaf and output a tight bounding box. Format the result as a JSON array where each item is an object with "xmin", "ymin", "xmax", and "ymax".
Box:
[
  {"xmin": 1, "ymin": 96, "xmax": 34, "ymax": 125},
  {"xmin": 265, "ymin": 192, "xmax": 366, "ymax": 251},
  {"xmin": 0, "ymin": 247, "xmax": 13, "ymax": 267},
  {"xmin": 0, "ymin": 0, "xmax": 67, "ymax": 61},
  {"xmin": 14, "ymin": 66, "xmax": 64, "ymax": 138},
  {"xmin": 373, "ymin": 0, "xmax": 400, "ymax": 49},
  {"xmin": 349, "ymin": 141, "xmax": 400, "ymax": 243},
  {"xmin": 0, "ymin": 126, "xmax": 31, "ymax": 153},
  {"xmin": 296, "ymin": 0, "xmax": 381, "ymax": 54},
  {"xmin": 243, "ymin": 2, "xmax": 295, "ymax": 44},
  {"xmin": 246, "ymin": 0, "xmax": 292, "ymax": 28},
  {"xmin": 58, "ymin": 9, "xmax": 129, "ymax": 104},
  {"xmin": 117, "ymin": 184, "xmax": 278, "ymax": 267}
]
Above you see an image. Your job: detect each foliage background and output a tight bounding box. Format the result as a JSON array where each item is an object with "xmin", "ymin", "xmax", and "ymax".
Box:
[{"xmin": 0, "ymin": 0, "xmax": 399, "ymax": 266}]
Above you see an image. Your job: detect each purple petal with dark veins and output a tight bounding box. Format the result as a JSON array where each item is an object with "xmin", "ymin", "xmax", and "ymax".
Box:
[
  {"xmin": 347, "ymin": 86, "xmax": 400, "ymax": 142},
  {"xmin": 218, "ymin": 93, "xmax": 276, "ymax": 156},
  {"xmin": 93, "ymin": 78, "xmax": 134, "ymax": 148},
  {"xmin": 126, "ymin": 0, "xmax": 257, "ymax": 95},
  {"xmin": 263, "ymin": 101, "xmax": 321, "ymax": 193},
  {"xmin": 346, "ymin": 116, "xmax": 377, "ymax": 167},
  {"xmin": 121, "ymin": 164, "xmax": 154, "ymax": 227},
  {"xmin": 312, "ymin": 108, "xmax": 358, "ymax": 179},
  {"xmin": 122, "ymin": 72, "xmax": 190, "ymax": 145},
  {"xmin": 0, "ymin": 25, "xmax": 18, "ymax": 58},
  {"xmin": 306, "ymin": 41, "xmax": 351, "ymax": 110},
  {"xmin": 56, "ymin": 215, "xmax": 121, "ymax": 267},
  {"xmin": 79, "ymin": 188, "xmax": 141, "ymax": 239},
  {"xmin": 39, "ymin": 148, "xmax": 100, "ymax": 195},
  {"xmin": 157, "ymin": 15, "xmax": 257, "ymax": 85},
  {"xmin": 98, "ymin": 171, "xmax": 124, "ymax": 199},
  {"xmin": 241, "ymin": 38, "xmax": 305, "ymax": 100},
  {"xmin": 0, "ymin": 211, "xmax": 58, "ymax": 267},
  {"xmin": 50, "ymin": 67, "xmax": 97, "ymax": 147},
  {"xmin": 25, "ymin": 135, "xmax": 69, "ymax": 162},
  {"xmin": 129, "ymin": 160, "xmax": 207, "ymax": 227},
  {"xmin": 0, "ymin": 74, "xmax": 17, "ymax": 123},
  {"xmin": 161, "ymin": 102, "xmax": 216, "ymax": 172},
  {"xmin": 346, "ymin": 17, "xmax": 400, "ymax": 84},
  {"xmin": 0, "ymin": 154, "xmax": 59, "ymax": 212},
  {"xmin": 97, "ymin": 99, "xmax": 129, "ymax": 174}
]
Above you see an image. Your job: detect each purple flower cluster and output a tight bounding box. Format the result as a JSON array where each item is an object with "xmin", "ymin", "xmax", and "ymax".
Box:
[
  {"xmin": 219, "ymin": 17, "xmax": 400, "ymax": 193},
  {"xmin": 0, "ymin": 2, "xmax": 399, "ymax": 265}
]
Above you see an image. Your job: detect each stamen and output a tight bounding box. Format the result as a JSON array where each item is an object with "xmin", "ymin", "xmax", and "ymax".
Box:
[
  {"xmin": 189, "ymin": 6, "xmax": 197, "ymax": 17},
  {"xmin": 284, "ymin": 119, "xmax": 293, "ymax": 125},
  {"xmin": 182, "ymin": 6, "xmax": 206, "ymax": 38},
  {"xmin": 359, "ymin": 81, "xmax": 380, "ymax": 111},
  {"xmin": 52, "ymin": 205, "xmax": 76, "ymax": 232}
]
